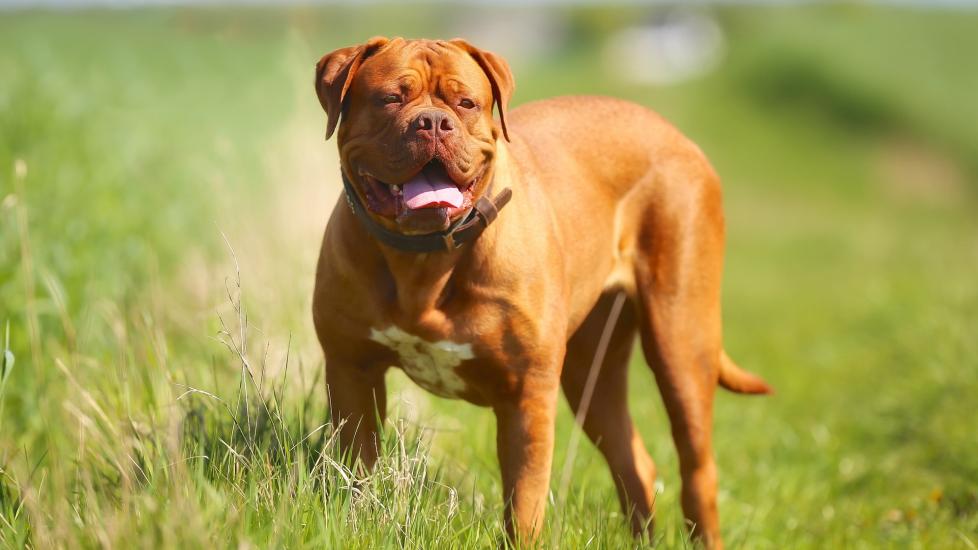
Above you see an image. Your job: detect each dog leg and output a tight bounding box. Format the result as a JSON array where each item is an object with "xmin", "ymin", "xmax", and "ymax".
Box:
[
  {"xmin": 633, "ymin": 173, "xmax": 727, "ymax": 549},
  {"xmin": 561, "ymin": 292, "xmax": 657, "ymax": 536},
  {"xmin": 494, "ymin": 371, "xmax": 560, "ymax": 544},
  {"xmin": 325, "ymin": 359, "xmax": 387, "ymax": 471}
]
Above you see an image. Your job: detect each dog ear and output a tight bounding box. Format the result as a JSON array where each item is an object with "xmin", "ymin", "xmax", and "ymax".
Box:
[
  {"xmin": 315, "ymin": 36, "xmax": 389, "ymax": 140},
  {"xmin": 449, "ymin": 39, "xmax": 515, "ymax": 142}
]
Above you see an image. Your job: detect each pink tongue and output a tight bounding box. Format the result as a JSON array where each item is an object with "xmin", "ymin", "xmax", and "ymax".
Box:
[{"xmin": 402, "ymin": 171, "xmax": 463, "ymax": 210}]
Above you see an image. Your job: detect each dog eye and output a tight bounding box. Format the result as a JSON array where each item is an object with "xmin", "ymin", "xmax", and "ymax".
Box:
[
  {"xmin": 458, "ymin": 98, "xmax": 476, "ymax": 109},
  {"xmin": 382, "ymin": 93, "xmax": 402, "ymax": 104}
]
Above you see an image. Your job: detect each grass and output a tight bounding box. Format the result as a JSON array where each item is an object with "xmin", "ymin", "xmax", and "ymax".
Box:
[{"xmin": 1, "ymin": 4, "xmax": 977, "ymax": 548}]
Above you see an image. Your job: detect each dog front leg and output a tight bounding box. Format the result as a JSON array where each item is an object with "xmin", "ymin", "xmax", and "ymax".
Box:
[
  {"xmin": 494, "ymin": 371, "xmax": 560, "ymax": 544},
  {"xmin": 325, "ymin": 358, "xmax": 387, "ymax": 471}
]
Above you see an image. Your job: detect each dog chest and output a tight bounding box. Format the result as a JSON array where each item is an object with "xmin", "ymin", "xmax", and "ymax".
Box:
[{"xmin": 369, "ymin": 326, "xmax": 472, "ymax": 398}]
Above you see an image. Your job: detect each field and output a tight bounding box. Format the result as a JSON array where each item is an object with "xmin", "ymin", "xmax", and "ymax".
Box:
[{"xmin": 2, "ymin": 4, "xmax": 977, "ymax": 548}]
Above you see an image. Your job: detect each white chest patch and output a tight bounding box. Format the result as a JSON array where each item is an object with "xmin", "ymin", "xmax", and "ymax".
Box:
[{"xmin": 369, "ymin": 326, "xmax": 473, "ymax": 398}]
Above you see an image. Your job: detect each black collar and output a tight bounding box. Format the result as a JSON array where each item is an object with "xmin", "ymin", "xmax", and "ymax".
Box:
[{"xmin": 340, "ymin": 171, "xmax": 512, "ymax": 253}]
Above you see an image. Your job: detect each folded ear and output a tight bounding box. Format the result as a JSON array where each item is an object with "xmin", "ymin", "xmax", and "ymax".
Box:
[
  {"xmin": 315, "ymin": 36, "xmax": 389, "ymax": 140},
  {"xmin": 449, "ymin": 39, "xmax": 515, "ymax": 141}
]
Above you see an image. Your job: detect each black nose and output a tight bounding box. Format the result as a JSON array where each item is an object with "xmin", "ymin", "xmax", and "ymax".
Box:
[{"xmin": 412, "ymin": 109, "xmax": 455, "ymax": 138}]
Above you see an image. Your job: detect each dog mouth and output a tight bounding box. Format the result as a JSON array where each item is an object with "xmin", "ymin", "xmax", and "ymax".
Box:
[{"xmin": 355, "ymin": 159, "xmax": 487, "ymax": 232}]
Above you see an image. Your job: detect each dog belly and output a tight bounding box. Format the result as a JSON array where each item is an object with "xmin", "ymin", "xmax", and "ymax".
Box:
[{"xmin": 369, "ymin": 325, "xmax": 472, "ymax": 399}]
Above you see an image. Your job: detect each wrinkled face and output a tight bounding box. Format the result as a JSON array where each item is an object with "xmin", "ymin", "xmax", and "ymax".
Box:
[{"xmin": 332, "ymin": 40, "xmax": 504, "ymax": 235}]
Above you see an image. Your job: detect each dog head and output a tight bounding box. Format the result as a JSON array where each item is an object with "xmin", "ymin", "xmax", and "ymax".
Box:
[{"xmin": 315, "ymin": 37, "xmax": 514, "ymax": 235}]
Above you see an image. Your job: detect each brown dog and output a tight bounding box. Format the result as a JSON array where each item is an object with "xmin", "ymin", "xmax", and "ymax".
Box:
[{"xmin": 312, "ymin": 37, "xmax": 771, "ymax": 548}]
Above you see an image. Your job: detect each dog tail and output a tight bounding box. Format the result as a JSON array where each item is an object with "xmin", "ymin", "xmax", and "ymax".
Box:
[{"xmin": 718, "ymin": 351, "xmax": 773, "ymax": 395}]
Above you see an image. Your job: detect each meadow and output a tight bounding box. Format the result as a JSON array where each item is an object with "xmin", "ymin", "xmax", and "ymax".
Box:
[{"xmin": 1, "ymin": 4, "xmax": 977, "ymax": 548}]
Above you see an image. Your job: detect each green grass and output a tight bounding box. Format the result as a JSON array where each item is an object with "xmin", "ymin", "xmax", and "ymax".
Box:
[{"xmin": 2, "ymin": 4, "xmax": 977, "ymax": 548}]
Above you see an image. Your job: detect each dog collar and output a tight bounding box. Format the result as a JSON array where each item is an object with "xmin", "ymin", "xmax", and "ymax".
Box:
[{"xmin": 340, "ymin": 171, "xmax": 512, "ymax": 253}]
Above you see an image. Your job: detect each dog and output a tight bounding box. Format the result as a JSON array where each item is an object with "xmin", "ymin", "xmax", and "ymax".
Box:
[{"xmin": 311, "ymin": 37, "xmax": 771, "ymax": 548}]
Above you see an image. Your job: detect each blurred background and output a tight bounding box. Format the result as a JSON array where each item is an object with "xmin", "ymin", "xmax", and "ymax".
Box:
[{"xmin": 1, "ymin": 1, "xmax": 977, "ymax": 548}]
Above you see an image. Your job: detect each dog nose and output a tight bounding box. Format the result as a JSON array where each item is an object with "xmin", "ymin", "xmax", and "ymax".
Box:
[{"xmin": 413, "ymin": 110, "xmax": 455, "ymax": 138}]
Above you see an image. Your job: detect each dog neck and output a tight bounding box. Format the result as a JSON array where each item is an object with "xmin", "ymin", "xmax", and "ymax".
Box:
[{"xmin": 370, "ymin": 140, "xmax": 516, "ymax": 317}]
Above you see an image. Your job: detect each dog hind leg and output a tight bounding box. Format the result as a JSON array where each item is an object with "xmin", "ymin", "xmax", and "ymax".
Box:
[
  {"xmin": 632, "ymin": 172, "xmax": 728, "ymax": 549},
  {"xmin": 561, "ymin": 291, "xmax": 658, "ymax": 536}
]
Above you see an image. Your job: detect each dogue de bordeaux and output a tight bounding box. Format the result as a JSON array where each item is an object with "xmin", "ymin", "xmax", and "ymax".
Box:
[{"xmin": 311, "ymin": 36, "xmax": 771, "ymax": 548}]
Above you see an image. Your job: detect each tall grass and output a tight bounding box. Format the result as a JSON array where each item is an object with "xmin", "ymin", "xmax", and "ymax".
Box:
[{"xmin": 1, "ymin": 4, "xmax": 977, "ymax": 548}]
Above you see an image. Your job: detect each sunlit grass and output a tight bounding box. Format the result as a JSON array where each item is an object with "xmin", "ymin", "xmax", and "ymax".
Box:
[{"xmin": 1, "ymin": 4, "xmax": 977, "ymax": 548}]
